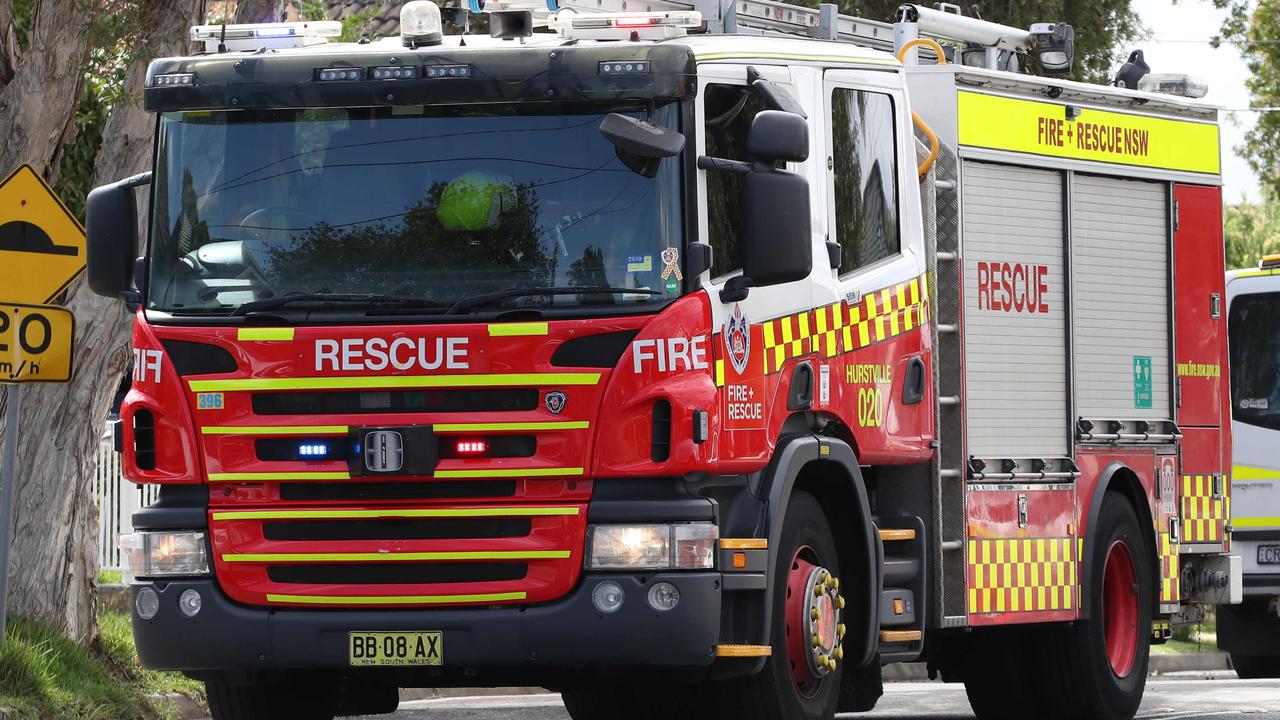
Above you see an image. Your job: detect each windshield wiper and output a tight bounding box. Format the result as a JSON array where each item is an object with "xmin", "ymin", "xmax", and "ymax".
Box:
[
  {"xmin": 230, "ymin": 292, "xmax": 439, "ymax": 316},
  {"xmin": 445, "ymin": 286, "xmax": 662, "ymax": 315}
]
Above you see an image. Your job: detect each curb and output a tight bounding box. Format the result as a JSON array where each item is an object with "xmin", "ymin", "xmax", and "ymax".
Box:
[
  {"xmin": 883, "ymin": 652, "xmax": 1232, "ymax": 682},
  {"xmin": 148, "ymin": 693, "xmax": 206, "ymax": 720}
]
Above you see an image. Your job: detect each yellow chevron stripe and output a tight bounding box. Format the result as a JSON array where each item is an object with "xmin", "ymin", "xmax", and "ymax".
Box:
[
  {"xmin": 433, "ymin": 467, "xmax": 584, "ymax": 479},
  {"xmin": 188, "ymin": 373, "xmax": 601, "ymax": 392},
  {"xmin": 432, "ymin": 421, "xmax": 588, "ymax": 432},
  {"xmin": 201, "ymin": 425, "xmax": 348, "ymax": 435},
  {"xmin": 267, "ymin": 592, "xmax": 527, "ymax": 605},
  {"xmin": 209, "ymin": 471, "xmax": 350, "ymax": 482}
]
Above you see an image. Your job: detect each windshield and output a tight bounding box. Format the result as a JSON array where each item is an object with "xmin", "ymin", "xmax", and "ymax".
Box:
[
  {"xmin": 1229, "ymin": 290, "xmax": 1280, "ymax": 431},
  {"xmin": 147, "ymin": 102, "xmax": 683, "ymax": 315}
]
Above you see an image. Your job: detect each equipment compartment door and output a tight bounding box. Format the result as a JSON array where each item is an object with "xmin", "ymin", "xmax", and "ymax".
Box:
[
  {"xmin": 1173, "ymin": 184, "xmax": 1226, "ymax": 428},
  {"xmin": 1072, "ymin": 175, "xmax": 1171, "ymax": 421},
  {"xmin": 961, "ymin": 161, "xmax": 1068, "ymax": 459}
]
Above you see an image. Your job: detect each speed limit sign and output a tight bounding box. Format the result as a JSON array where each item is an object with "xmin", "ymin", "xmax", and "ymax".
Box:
[{"xmin": 0, "ymin": 301, "xmax": 74, "ymax": 383}]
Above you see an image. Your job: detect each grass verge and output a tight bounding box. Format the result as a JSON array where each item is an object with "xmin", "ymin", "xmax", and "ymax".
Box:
[{"xmin": 0, "ymin": 612, "xmax": 205, "ymax": 720}]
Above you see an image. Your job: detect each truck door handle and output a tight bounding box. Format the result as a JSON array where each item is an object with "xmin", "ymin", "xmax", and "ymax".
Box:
[
  {"xmin": 1210, "ymin": 293, "xmax": 1221, "ymax": 319},
  {"xmin": 902, "ymin": 357, "xmax": 926, "ymax": 405}
]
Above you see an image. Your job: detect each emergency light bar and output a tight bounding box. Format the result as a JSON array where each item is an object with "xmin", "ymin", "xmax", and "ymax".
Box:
[
  {"xmin": 1260, "ymin": 254, "xmax": 1280, "ymax": 271},
  {"xmin": 190, "ymin": 21, "xmax": 341, "ymax": 53},
  {"xmin": 549, "ymin": 10, "xmax": 702, "ymax": 40}
]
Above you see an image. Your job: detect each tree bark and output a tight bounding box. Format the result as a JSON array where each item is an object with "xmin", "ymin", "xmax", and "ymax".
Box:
[
  {"xmin": 235, "ymin": 0, "xmax": 287, "ymax": 23},
  {"xmin": 0, "ymin": 0, "xmax": 204, "ymax": 642}
]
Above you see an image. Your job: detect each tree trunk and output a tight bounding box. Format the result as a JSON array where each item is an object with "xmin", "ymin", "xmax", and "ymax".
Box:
[
  {"xmin": 0, "ymin": 0, "xmax": 204, "ymax": 642},
  {"xmin": 235, "ymin": 0, "xmax": 287, "ymax": 23}
]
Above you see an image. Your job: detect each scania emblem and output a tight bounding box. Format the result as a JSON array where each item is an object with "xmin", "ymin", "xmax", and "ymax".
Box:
[
  {"xmin": 725, "ymin": 304, "xmax": 751, "ymax": 375},
  {"xmin": 363, "ymin": 430, "xmax": 404, "ymax": 473},
  {"xmin": 545, "ymin": 391, "xmax": 567, "ymax": 415}
]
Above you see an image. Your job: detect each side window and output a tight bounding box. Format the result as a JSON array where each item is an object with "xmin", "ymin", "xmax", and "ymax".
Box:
[
  {"xmin": 830, "ymin": 88, "xmax": 899, "ymax": 274},
  {"xmin": 704, "ymin": 83, "xmax": 770, "ymax": 278},
  {"xmin": 1229, "ymin": 292, "xmax": 1280, "ymax": 430}
]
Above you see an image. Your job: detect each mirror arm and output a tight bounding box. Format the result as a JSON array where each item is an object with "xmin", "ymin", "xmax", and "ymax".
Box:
[
  {"xmin": 118, "ymin": 171, "xmax": 153, "ymax": 189},
  {"xmin": 719, "ymin": 275, "xmax": 753, "ymax": 304},
  {"xmin": 696, "ymin": 155, "xmax": 752, "ymax": 175}
]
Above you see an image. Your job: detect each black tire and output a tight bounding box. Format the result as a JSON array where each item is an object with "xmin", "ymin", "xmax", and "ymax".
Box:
[
  {"xmin": 1231, "ymin": 653, "xmax": 1280, "ymax": 679},
  {"xmin": 562, "ymin": 680, "xmax": 711, "ymax": 720},
  {"xmin": 1038, "ymin": 493, "xmax": 1153, "ymax": 720},
  {"xmin": 960, "ymin": 628, "xmax": 1053, "ymax": 720},
  {"xmin": 206, "ymin": 676, "xmax": 337, "ymax": 720},
  {"xmin": 715, "ymin": 491, "xmax": 844, "ymax": 720}
]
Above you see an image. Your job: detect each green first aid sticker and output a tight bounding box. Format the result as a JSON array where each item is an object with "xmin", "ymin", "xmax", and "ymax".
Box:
[{"xmin": 1132, "ymin": 356, "xmax": 1152, "ymax": 409}]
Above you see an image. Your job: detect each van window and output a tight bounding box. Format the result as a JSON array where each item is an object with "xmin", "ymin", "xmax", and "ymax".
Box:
[
  {"xmin": 703, "ymin": 83, "xmax": 770, "ymax": 278},
  {"xmin": 830, "ymin": 88, "xmax": 899, "ymax": 273},
  {"xmin": 1229, "ymin": 291, "xmax": 1280, "ymax": 431}
]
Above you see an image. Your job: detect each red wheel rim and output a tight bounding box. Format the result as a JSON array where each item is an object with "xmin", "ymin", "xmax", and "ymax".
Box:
[
  {"xmin": 1102, "ymin": 539, "xmax": 1139, "ymax": 677},
  {"xmin": 784, "ymin": 545, "xmax": 841, "ymax": 697}
]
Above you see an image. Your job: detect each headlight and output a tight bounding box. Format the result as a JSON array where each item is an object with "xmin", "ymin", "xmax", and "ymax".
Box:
[
  {"xmin": 119, "ymin": 531, "xmax": 210, "ymax": 580},
  {"xmin": 588, "ymin": 523, "xmax": 717, "ymax": 570}
]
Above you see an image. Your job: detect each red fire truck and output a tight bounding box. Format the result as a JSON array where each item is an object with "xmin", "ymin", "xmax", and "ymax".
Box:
[{"xmin": 85, "ymin": 1, "xmax": 1239, "ymax": 718}]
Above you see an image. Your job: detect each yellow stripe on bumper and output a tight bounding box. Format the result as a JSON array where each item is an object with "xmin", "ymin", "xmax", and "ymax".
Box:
[
  {"xmin": 212, "ymin": 507, "xmax": 581, "ymax": 521},
  {"xmin": 434, "ymin": 467, "xmax": 584, "ymax": 479},
  {"xmin": 227, "ymin": 550, "xmax": 571, "ymax": 563},
  {"xmin": 201, "ymin": 425, "xmax": 348, "ymax": 435},
  {"xmin": 488, "ymin": 322, "xmax": 549, "ymax": 336},
  {"xmin": 208, "ymin": 471, "xmax": 350, "ymax": 482},
  {"xmin": 187, "ymin": 372, "xmax": 601, "ymax": 392},
  {"xmin": 267, "ymin": 592, "xmax": 527, "ymax": 605},
  {"xmin": 433, "ymin": 421, "xmax": 588, "ymax": 432}
]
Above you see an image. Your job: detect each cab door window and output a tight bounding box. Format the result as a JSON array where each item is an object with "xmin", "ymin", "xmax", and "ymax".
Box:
[
  {"xmin": 1229, "ymin": 291, "xmax": 1280, "ymax": 430},
  {"xmin": 703, "ymin": 83, "xmax": 771, "ymax": 279},
  {"xmin": 830, "ymin": 88, "xmax": 900, "ymax": 274}
]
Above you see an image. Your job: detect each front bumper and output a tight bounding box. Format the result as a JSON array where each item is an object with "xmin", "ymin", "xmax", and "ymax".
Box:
[{"xmin": 132, "ymin": 572, "xmax": 721, "ymax": 672}]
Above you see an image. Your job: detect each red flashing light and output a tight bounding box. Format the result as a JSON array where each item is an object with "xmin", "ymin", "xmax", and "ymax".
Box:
[{"xmin": 455, "ymin": 439, "xmax": 489, "ymax": 456}]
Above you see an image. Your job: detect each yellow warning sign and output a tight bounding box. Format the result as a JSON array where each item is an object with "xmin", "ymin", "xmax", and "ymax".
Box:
[
  {"xmin": 957, "ymin": 91, "xmax": 1221, "ymax": 175},
  {"xmin": 0, "ymin": 302, "xmax": 74, "ymax": 383},
  {"xmin": 0, "ymin": 165, "xmax": 87, "ymax": 305}
]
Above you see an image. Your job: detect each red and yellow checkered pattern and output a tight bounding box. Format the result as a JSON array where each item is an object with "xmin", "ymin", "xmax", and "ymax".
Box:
[
  {"xmin": 1181, "ymin": 474, "xmax": 1229, "ymax": 544},
  {"xmin": 967, "ymin": 537, "xmax": 1077, "ymax": 614},
  {"xmin": 759, "ymin": 275, "xmax": 928, "ymax": 375},
  {"xmin": 1158, "ymin": 526, "xmax": 1180, "ymax": 603}
]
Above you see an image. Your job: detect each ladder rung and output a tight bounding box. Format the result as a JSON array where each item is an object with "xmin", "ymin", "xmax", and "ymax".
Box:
[
  {"xmin": 940, "ymin": 469, "xmax": 963, "ymax": 479},
  {"xmin": 939, "ymin": 396, "xmax": 960, "ymax": 406},
  {"xmin": 936, "ymin": 251, "xmax": 958, "ymax": 261},
  {"xmin": 880, "ymin": 629, "xmax": 923, "ymax": 644},
  {"xmin": 937, "ymin": 324, "xmax": 958, "ymax": 334},
  {"xmin": 879, "ymin": 528, "xmax": 917, "ymax": 541},
  {"xmin": 941, "ymin": 540, "xmax": 963, "ymax": 551}
]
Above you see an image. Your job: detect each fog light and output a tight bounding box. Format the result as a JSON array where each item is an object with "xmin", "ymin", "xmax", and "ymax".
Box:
[
  {"xmin": 647, "ymin": 582, "xmax": 680, "ymax": 611},
  {"xmin": 136, "ymin": 587, "xmax": 159, "ymax": 620},
  {"xmin": 592, "ymin": 581, "xmax": 625, "ymax": 613},
  {"xmin": 178, "ymin": 589, "xmax": 203, "ymax": 617}
]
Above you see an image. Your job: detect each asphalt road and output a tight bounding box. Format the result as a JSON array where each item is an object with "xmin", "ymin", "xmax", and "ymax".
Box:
[{"xmin": 362, "ymin": 676, "xmax": 1280, "ymax": 720}]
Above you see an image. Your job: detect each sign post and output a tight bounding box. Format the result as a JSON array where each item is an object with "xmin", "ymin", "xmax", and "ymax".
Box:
[{"xmin": 0, "ymin": 164, "xmax": 86, "ymax": 643}]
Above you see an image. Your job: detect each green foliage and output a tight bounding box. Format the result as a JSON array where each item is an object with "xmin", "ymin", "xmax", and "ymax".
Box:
[
  {"xmin": 1224, "ymin": 195, "xmax": 1280, "ymax": 271},
  {"xmin": 0, "ymin": 613, "xmax": 200, "ymax": 720},
  {"xmin": 1237, "ymin": 0, "xmax": 1279, "ymax": 198},
  {"xmin": 790, "ymin": 0, "xmax": 1140, "ymax": 83}
]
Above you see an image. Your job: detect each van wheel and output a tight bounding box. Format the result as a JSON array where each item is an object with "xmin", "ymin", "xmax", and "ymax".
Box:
[
  {"xmin": 716, "ymin": 491, "xmax": 844, "ymax": 720},
  {"xmin": 1231, "ymin": 653, "xmax": 1280, "ymax": 679},
  {"xmin": 206, "ymin": 675, "xmax": 336, "ymax": 720},
  {"xmin": 1039, "ymin": 493, "xmax": 1152, "ymax": 719}
]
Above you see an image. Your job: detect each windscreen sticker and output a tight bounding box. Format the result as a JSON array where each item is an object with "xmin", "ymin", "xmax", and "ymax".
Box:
[
  {"xmin": 626, "ymin": 255, "xmax": 653, "ymax": 273},
  {"xmin": 661, "ymin": 247, "xmax": 682, "ymax": 294}
]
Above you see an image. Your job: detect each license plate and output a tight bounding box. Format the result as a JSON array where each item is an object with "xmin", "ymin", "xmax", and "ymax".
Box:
[
  {"xmin": 348, "ymin": 631, "xmax": 442, "ymax": 666},
  {"xmin": 1260, "ymin": 545, "xmax": 1280, "ymax": 565}
]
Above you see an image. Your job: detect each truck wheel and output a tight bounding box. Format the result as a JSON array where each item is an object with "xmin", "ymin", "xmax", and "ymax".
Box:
[
  {"xmin": 1231, "ymin": 654, "xmax": 1280, "ymax": 679},
  {"xmin": 716, "ymin": 491, "xmax": 845, "ymax": 720},
  {"xmin": 205, "ymin": 676, "xmax": 336, "ymax": 720},
  {"xmin": 1039, "ymin": 493, "xmax": 1152, "ymax": 720},
  {"xmin": 961, "ymin": 628, "xmax": 1049, "ymax": 719},
  {"xmin": 562, "ymin": 680, "xmax": 710, "ymax": 719}
]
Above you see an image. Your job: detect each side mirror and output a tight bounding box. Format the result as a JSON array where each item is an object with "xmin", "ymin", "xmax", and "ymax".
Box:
[
  {"xmin": 600, "ymin": 113, "xmax": 685, "ymax": 177},
  {"xmin": 741, "ymin": 111, "xmax": 811, "ymax": 287},
  {"xmin": 86, "ymin": 172, "xmax": 149, "ymax": 298}
]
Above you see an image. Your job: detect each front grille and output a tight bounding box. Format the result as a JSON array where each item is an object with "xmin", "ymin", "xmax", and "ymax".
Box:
[
  {"xmin": 267, "ymin": 562, "xmax": 528, "ymax": 585},
  {"xmin": 263, "ymin": 517, "xmax": 532, "ymax": 542},
  {"xmin": 252, "ymin": 389, "xmax": 538, "ymax": 415},
  {"xmin": 279, "ymin": 480, "xmax": 517, "ymax": 502}
]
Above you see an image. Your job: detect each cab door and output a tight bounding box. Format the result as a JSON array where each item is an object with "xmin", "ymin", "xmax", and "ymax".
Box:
[{"xmin": 821, "ymin": 69, "xmax": 930, "ymax": 461}]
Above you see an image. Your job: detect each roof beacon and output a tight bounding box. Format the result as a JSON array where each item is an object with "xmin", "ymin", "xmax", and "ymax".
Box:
[
  {"xmin": 1137, "ymin": 73, "xmax": 1210, "ymax": 99},
  {"xmin": 401, "ymin": 1, "xmax": 445, "ymax": 47},
  {"xmin": 189, "ymin": 21, "xmax": 340, "ymax": 53},
  {"xmin": 549, "ymin": 9, "xmax": 702, "ymax": 40}
]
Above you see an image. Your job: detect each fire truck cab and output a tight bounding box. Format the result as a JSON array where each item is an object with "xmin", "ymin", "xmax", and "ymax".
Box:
[{"xmin": 84, "ymin": 2, "xmax": 1238, "ymax": 719}]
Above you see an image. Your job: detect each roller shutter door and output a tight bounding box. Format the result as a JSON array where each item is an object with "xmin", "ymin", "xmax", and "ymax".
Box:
[
  {"xmin": 1073, "ymin": 175, "xmax": 1171, "ymax": 420},
  {"xmin": 962, "ymin": 162, "xmax": 1069, "ymax": 458}
]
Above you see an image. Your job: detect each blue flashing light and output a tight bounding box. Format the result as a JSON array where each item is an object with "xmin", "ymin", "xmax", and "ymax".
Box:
[{"xmin": 298, "ymin": 442, "xmax": 330, "ymax": 458}]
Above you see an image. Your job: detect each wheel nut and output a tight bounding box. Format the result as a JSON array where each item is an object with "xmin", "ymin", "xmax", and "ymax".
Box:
[
  {"xmin": 812, "ymin": 633, "xmax": 822, "ymax": 647},
  {"xmin": 811, "ymin": 608, "xmax": 821, "ymax": 621},
  {"xmin": 837, "ymin": 623, "xmax": 846, "ymax": 638},
  {"xmin": 817, "ymin": 653, "xmax": 829, "ymax": 667},
  {"xmin": 834, "ymin": 646, "xmax": 844, "ymax": 660},
  {"xmin": 836, "ymin": 596, "xmax": 846, "ymax": 609},
  {"xmin": 830, "ymin": 577, "xmax": 840, "ymax": 590},
  {"xmin": 814, "ymin": 584, "xmax": 826, "ymax": 596}
]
